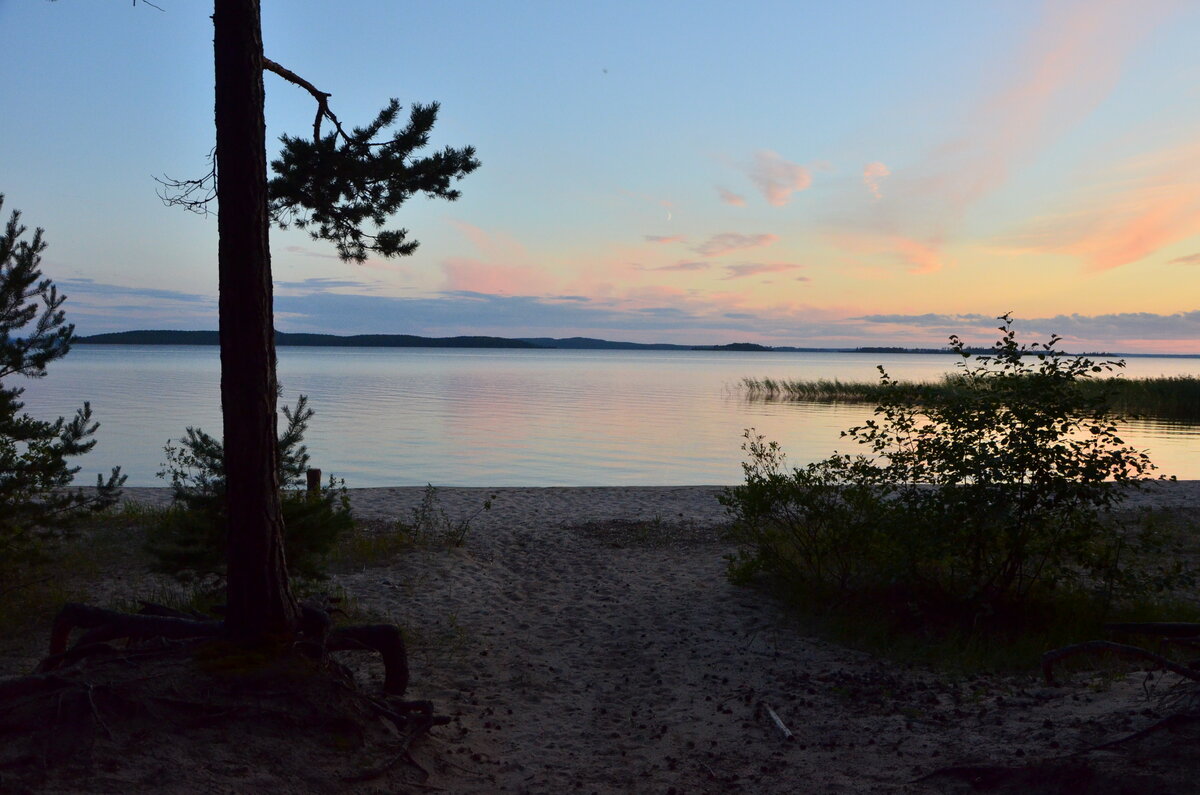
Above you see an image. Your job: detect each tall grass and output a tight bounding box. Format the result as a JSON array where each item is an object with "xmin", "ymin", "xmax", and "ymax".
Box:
[{"xmin": 742, "ymin": 374, "xmax": 1200, "ymax": 420}]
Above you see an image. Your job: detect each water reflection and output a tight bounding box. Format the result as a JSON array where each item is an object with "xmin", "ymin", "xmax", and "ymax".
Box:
[{"xmin": 16, "ymin": 346, "xmax": 1200, "ymax": 486}]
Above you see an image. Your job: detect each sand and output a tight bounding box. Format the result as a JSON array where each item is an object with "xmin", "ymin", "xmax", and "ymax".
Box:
[{"xmin": 15, "ymin": 481, "xmax": 1200, "ymax": 791}]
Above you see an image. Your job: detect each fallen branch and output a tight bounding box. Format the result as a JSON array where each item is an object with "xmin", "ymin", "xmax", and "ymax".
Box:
[{"xmin": 1041, "ymin": 640, "xmax": 1200, "ymax": 686}]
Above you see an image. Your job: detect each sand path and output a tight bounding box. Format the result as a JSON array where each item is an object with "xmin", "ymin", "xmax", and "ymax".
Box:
[
  {"xmin": 258, "ymin": 482, "xmax": 1197, "ymax": 793},
  {"xmin": 32, "ymin": 482, "xmax": 1195, "ymax": 792}
]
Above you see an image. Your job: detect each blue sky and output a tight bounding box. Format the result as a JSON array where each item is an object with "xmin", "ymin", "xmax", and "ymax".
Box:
[{"xmin": 3, "ymin": 0, "xmax": 1200, "ymax": 351}]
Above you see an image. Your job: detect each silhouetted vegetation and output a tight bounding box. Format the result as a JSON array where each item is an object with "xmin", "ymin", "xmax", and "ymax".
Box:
[
  {"xmin": 145, "ymin": 395, "xmax": 352, "ymax": 584},
  {"xmin": 743, "ymin": 373, "xmax": 1200, "ymax": 420},
  {"xmin": 723, "ymin": 315, "xmax": 1187, "ymax": 665},
  {"xmin": 0, "ymin": 195, "xmax": 124, "ymax": 567}
]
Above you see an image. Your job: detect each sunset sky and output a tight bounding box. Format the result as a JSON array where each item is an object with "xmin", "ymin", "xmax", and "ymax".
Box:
[{"xmin": 3, "ymin": 0, "xmax": 1200, "ymax": 352}]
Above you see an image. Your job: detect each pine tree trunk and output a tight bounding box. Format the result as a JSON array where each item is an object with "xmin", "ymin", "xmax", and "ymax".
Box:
[{"xmin": 213, "ymin": 0, "xmax": 299, "ymax": 641}]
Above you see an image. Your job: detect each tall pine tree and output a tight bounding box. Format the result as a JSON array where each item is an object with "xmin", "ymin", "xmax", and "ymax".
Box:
[{"xmin": 211, "ymin": 0, "xmax": 478, "ymax": 641}]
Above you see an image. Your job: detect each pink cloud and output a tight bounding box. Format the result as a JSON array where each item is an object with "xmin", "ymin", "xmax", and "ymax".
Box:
[
  {"xmin": 717, "ymin": 187, "xmax": 747, "ymax": 206},
  {"xmin": 451, "ymin": 220, "xmax": 529, "ymax": 263},
  {"xmin": 747, "ymin": 150, "xmax": 812, "ymax": 206},
  {"xmin": 441, "ymin": 222, "xmax": 558, "ymax": 293},
  {"xmin": 693, "ymin": 232, "xmax": 779, "ymax": 257},
  {"xmin": 441, "ymin": 258, "xmax": 550, "ymax": 295},
  {"xmin": 862, "ymin": 162, "xmax": 891, "ymax": 200},
  {"xmin": 722, "ymin": 263, "xmax": 807, "ymax": 280},
  {"xmin": 643, "ymin": 235, "xmax": 686, "ymax": 244}
]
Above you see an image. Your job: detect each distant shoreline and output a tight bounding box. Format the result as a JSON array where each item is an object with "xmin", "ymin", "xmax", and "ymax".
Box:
[{"xmin": 74, "ymin": 330, "xmax": 1200, "ymax": 358}]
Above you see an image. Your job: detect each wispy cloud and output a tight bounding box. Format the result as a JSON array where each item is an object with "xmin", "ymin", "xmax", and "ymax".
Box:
[
  {"xmin": 716, "ymin": 186, "xmax": 746, "ymax": 206},
  {"xmin": 823, "ymin": 0, "xmax": 1181, "ymax": 270},
  {"xmin": 283, "ymin": 245, "xmax": 339, "ymax": 260},
  {"xmin": 862, "ymin": 162, "xmax": 891, "ymax": 200},
  {"xmin": 57, "ymin": 278, "xmax": 212, "ymax": 304},
  {"xmin": 692, "ymin": 232, "xmax": 779, "ymax": 257},
  {"xmin": 636, "ymin": 261, "xmax": 711, "ymax": 272},
  {"xmin": 275, "ymin": 277, "xmax": 380, "ymax": 293},
  {"xmin": 746, "ymin": 150, "xmax": 812, "ymax": 206},
  {"xmin": 643, "ymin": 234, "xmax": 686, "ymax": 244},
  {"xmin": 1169, "ymin": 253, "xmax": 1200, "ymax": 265},
  {"xmin": 722, "ymin": 263, "xmax": 806, "ymax": 280}
]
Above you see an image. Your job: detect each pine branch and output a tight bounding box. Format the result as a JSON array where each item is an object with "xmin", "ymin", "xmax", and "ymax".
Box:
[{"xmin": 262, "ymin": 57, "xmax": 348, "ymax": 143}]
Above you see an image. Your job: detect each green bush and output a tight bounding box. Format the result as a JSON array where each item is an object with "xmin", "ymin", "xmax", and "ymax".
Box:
[
  {"xmin": 146, "ymin": 394, "xmax": 352, "ymax": 582},
  {"xmin": 721, "ymin": 314, "xmax": 1173, "ymax": 627}
]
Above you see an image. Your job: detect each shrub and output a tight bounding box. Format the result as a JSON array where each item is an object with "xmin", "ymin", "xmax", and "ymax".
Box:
[
  {"xmin": 146, "ymin": 394, "xmax": 352, "ymax": 582},
  {"xmin": 0, "ymin": 195, "xmax": 124, "ymax": 565},
  {"xmin": 721, "ymin": 314, "xmax": 1171, "ymax": 626}
]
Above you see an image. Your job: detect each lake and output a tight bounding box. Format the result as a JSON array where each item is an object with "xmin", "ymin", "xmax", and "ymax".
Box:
[{"xmin": 16, "ymin": 345, "xmax": 1200, "ymax": 486}]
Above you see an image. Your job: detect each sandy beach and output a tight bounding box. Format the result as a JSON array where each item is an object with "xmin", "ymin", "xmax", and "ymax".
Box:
[{"xmin": 9, "ymin": 481, "xmax": 1200, "ymax": 792}]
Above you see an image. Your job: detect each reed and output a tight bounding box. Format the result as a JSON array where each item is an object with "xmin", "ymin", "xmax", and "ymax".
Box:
[{"xmin": 742, "ymin": 374, "xmax": 1200, "ymax": 420}]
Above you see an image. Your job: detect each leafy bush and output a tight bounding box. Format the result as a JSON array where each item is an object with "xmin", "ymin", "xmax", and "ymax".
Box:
[
  {"xmin": 146, "ymin": 394, "xmax": 352, "ymax": 582},
  {"xmin": 722, "ymin": 314, "xmax": 1171, "ymax": 626},
  {"xmin": 0, "ymin": 195, "xmax": 124, "ymax": 565}
]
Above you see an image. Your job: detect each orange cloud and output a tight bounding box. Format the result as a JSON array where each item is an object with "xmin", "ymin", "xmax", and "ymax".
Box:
[
  {"xmin": 827, "ymin": 231, "xmax": 947, "ymax": 275},
  {"xmin": 1005, "ymin": 142, "xmax": 1200, "ymax": 271},
  {"xmin": 891, "ymin": 237, "xmax": 946, "ymax": 274},
  {"xmin": 747, "ymin": 150, "xmax": 812, "ymax": 206}
]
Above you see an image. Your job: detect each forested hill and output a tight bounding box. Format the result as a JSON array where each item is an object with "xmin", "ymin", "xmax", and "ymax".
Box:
[
  {"xmin": 77, "ymin": 330, "xmax": 540, "ymax": 349},
  {"xmin": 73, "ymin": 330, "xmax": 1186, "ymax": 357}
]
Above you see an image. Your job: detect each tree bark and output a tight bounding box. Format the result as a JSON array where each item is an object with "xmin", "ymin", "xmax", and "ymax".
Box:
[{"xmin": 213, "ymin": 0, "xmax": 298, "ymax": 641}]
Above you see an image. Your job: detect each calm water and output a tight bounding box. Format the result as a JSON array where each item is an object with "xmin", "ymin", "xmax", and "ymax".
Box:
[{"xmin": 17, "ymin": 345, "xmax": 1200, "ymax": 486}]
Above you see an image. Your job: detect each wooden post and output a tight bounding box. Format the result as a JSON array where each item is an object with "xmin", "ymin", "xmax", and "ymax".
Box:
[{"xmin": 306, "ymin": 468, "xmax": 322, "ymax": 493}]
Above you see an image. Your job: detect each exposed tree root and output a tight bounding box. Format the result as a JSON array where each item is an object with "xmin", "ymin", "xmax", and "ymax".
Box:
[
  {"xmin": 931, "ymin": 632, "xmax": 1200, "ymax": 793},
  {"xmin": 1040, "ymin": 640, "xmax": 1200, "ymax": 687},
  {"xmin": 0, "ymin": 600, "xmax": 450, "ymax": 791},
  {"xmin": 35, "ymin": 601, "xmax": 411, "ymax": 697}
]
